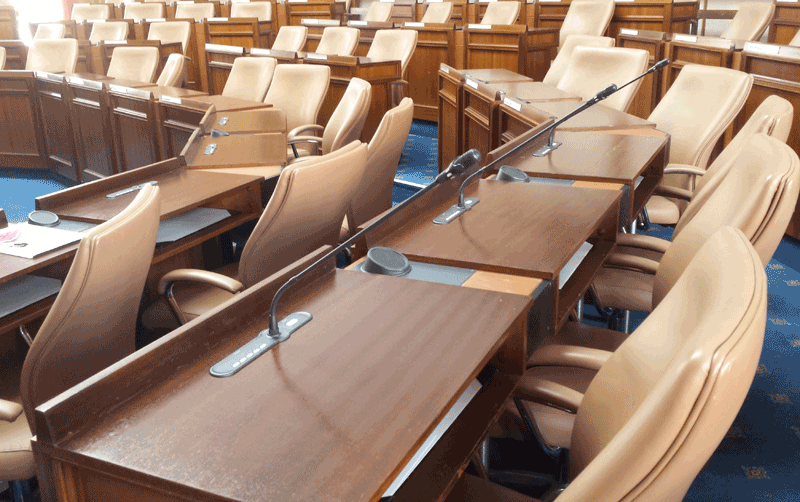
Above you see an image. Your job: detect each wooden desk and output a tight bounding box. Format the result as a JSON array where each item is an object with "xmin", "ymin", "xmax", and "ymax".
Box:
[
  {"xmin": 198, "ymin": 107, "xmax": 288, "ymax": 135},
  {"xmin": 524, "ymin": 99, "xmax": 660, "ymax": 133},
  {"xmin": 138, "ymin": 18, "xmax": 203, "ymax": 90},
  {"xmin": 197, "ymin": 17, "xmax": 275, "ymax": 91},
  {"xmin": 65, "ymin": 77, "xmax": 117, "ymax": 181},
  {"xmin": 388, "ymin": 0, "xmax": 416, "ymax": 24},
  {"xmin": 34, "ymin": 72, "xmax": 80, "ymax": 182},
  {"xmin": 0, "ymin": 40, "xmax": 27, "ymax": 71},
  {"xmin": 181, "ymin": 129, "xmax": 287, "ymax": 169},
  {"xmin": 769, "ymin": 2, "xmax": 800, "ymax": 46},
  {"xmin": 33, "ymin": 257, "xmax": 532, "ymax": 502},
  {"xmin": 492, "ymin": 81, "xmax": 581, "ymax": 103},
  {"xmin": 463, "ymin": 24, "xmax": 558, "ymax": 82},
  {"xmin": 0, "ymin": 6, "xmax": 19, "ymax": 40},
  {"xmin": 660, "ymin": 34, "xmax": 735, "ymax": 99},
  {"xmin": 286, "ymin": 0, "xmax": 346, "ymax": 25},
  {"xmin": 348, "ymin": 20, "xmax": 396, "ymax": 57},
  {"xmin": 0, "ymin": 71, "xmax": 47, "ymax": 170},
  {"xmin": 616, "ymin": 29, "xmax": 666, "ymax": 118},
  {"xmin": 401, "ymin": 23, "xmax": 456, "ymax": 121}
]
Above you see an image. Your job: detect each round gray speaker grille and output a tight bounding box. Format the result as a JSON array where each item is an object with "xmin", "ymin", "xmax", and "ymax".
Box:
[
  {"xmin": 28, "ymin": 210, "xmax": 60, "ymax": 227},
  {"xmin": 362, "ymin": 247, "xmax": 412, "ymax": 277}
]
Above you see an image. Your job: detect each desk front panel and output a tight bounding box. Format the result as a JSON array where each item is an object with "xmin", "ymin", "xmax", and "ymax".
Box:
[
  {"xmin": 0, "ymin": 41, "xmax": 26, "ymax": 71},
  {"xmin": 108, "ymin": 91, "xmax": 160, "ymax": 173},
  {"xmin": 66, "ymin": 83, "xmax": 117, "ymax": 181},
  {"xmin": 0, "ymin": 6, "xmax": 19, "ymax": 40},
  {"xmin": 769, "ymin": 3, "xmax": 800, "ymax": 46},
  {"xmin": 0, "ymin": 72, "xmax": 46, "ymax": 170},
  {"xmin": 404, "ymin": 26, "xmax": 455, "ymax": 121},
  {"xmin": 36, "ymin": 77, "xmax": 80, "ymax": 182},
  {"xmin": 437, "ymin": 68, "xmax": 463, "ymax": 172}
]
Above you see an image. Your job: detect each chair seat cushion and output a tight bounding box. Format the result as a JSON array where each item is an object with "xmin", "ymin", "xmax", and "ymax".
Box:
[
  {"xmin": 549, "ymin": 321, "xmax": 629, "ymax": 352},
  {"xmin": 645, "ymin": 194, "xmax": 680, "ymax": 225},
  {"xmin": 172, "ymin": 262, "xmax": 240, "ymax": 320},
  {"xmin": 0, "ymin": 412, "xmax": 35, "ymax": 481},
  {"xmin": 591, "ymin": 265, "xmax": 655, "ymax": 313}
]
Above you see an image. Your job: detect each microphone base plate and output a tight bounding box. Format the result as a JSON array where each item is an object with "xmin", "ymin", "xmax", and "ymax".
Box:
[
  {"xmin": 432, "ymin": 198, "xmax": 479, "ymax": 225},
  {"xmin": 532, "ymin": 141, "xmax": 562, "ymax": 158},
  {"xmin": 209, "ymin": 312, "xmax": 312, "ymax": 377}
]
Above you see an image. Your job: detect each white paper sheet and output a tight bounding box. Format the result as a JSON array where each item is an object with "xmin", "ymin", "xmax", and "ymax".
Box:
[
  {"xmin": 0, "ymin": 224, "xmax": 83, "ymax": 259},
  {"xmin": 0, "ymin": 275, "xmax": 62, "ymax": 318}
]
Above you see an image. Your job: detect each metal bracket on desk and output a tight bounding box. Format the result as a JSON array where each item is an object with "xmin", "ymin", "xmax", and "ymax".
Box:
[
  {"xmin": 204, "ymin": 143, "xmax": 217, "ymax": 155},
  {"xmin": 432, "ymin": 198, "xmax": 479, "ymax": 225},
  {"xmin": 218, "ymin": 116, "xmax": 229, "ymax": 125},
  {"xmin": 532, "ymin": 140, "xmax": 562, "ymax": 157}
]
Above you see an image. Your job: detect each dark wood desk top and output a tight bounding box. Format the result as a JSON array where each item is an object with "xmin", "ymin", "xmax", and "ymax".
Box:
[
  {"xmin": 370, "ymin": 180, "xmax": 621, "ymax": 280},
  {"xmin": 183, "ymin": 133, "xmax": 287, "ymax": 169},
  {"xmin": 139, "ymin": 85, "xmax": 209, "ymax": 99},
  {"xmin": 201, "ymin": 108, "xmax": 287, "ymax": 135},
  {"xmin": 36, "ymin": 265, "xmax": 532, "ymax": 502},
  {"xmin": 533, "ymin": 101, "xmax": 659, "ymax": 132},
  {"xmin": 462, "ymin": 69, "xmax": 534, "ymax": 84},
  {"xmin": 492, "ymin": 82, "xmax": 581, "ymax": 103}
]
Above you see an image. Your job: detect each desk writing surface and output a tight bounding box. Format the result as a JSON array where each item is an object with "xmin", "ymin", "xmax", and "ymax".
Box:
[
  {"xmin": 43, "ymin": 268, "xmax": 532, "ymax": 502},
  {"xmin": 462, "ymin": 68, "xmax": 534, "ymax": 84},
  {"xmin": 533, "ymin": 101, "xmax": 658, "ymax": 132},
  {"xmin": 492, "ymin": 81, "xmax": 581, "ymax": 103},
  {"xmin": 138, "ymin": 85, "xmax": 209, "ymax": 99},
  {"xmin": 204, "ymin": 108, "xmax": 287, "ymax": 135},
  {"xmin": 189, "ymin": 94, "xmax": 271, "ymax": 112},
  {"xmin": 183, "ymin": 133, "xmax": 287, "ymax": 168},
  {"xmin": 372, "ymin": 180, "xmax": 621, "ymax": 280}
]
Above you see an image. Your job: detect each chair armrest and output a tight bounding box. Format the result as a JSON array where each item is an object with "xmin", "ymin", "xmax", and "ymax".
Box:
[
  {"xmin": 663, "ymin": 163, "xmax": 706, "ymax": 176},
  {"xmin": 526, "ymin": 344, "xmax": 612, "ymax": 372},
  {"xmin": 0, "ymin": 399, "xmax": 23, "ymax": 422},
  {"xmin": 517, "ymin": 376, "xmax": 583, "ymax": 413},
  {"xmin": 654, "ymin": 184, "xmax": 693, "ymax": 201},
  {"xmin": 391, "ymin": 79, "xmax": 409, "ymax": 86},
  {"xmin": 287, "ymin": 135, "xmax": 323, "ymax": 146},
  {"xmin": 158, "ymin": 269, "xmax": 244, "ymax": 296},
  {"xmin": 604, "ymin": 253, "xmax": 660, "ymax": 274},
  {"xmin": 616, "ymin": 233, "xmax": 670, "ymax": 254},
  {"xmin": 288, "ymin": 124, "xmax": 323, "ymax": 139}
]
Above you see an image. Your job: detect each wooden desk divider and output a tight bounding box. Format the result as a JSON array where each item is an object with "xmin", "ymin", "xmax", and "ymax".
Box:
[
  {"xmin": 401, "ymin": 22, "xmax": 456, "ymax": 121},
  {"xmin": 0, "ymin": 6, "xmax": 19, "ymax": 40},
  {"xmin": 65, "ymin": 77, "xmax": 117, "ymax": 181},
  {"xmin": 34, "ymin": 72, "xmax": 81, "ymax": 182},
  {"xmin": 107, "ymin": 84, "xmax": 161, "ymax": 173},
  {"xmin": 180, "ymin": 127, "xmax": 287, "ymax": 169},
  {"xmin": 248, "ymin": 46, "xmax": 300, "ymax": 64},
  {"xmin": 198, "ymin": 107, "xmax": 287, "ymax": 135},
  {"xmin": 461, "ymin": 77, "xmax": 501, "ymax": 163},
  {"xmin": 769, "ymin": 2, "xmax": 800, "ymax": 46},
  {"xmin": 157, "ymin": 97, "xmax": 215, "ymax": 159},
  {"xmin": 0, "ymin": 71, "xmax": 47, "ymax": 170},
  {"xmin": 415, "ymin": 0, "xmax": 468, "ymax": 27},
  {"xmin": 203, "ymin": 43, "xmax": 245, "ymax": 94},
  {"xmin": 616, "ymin": 28, "xmax": 666, "ymax": 118},
  {"xmin": 438, "ymin": 64, "xmax": 464, "ymax": 172},
  {"xmin": 462, "ymin": 24, "xmax": 558, "ymax": 82},
  {"xmin": 347, "ymin": 20, "xmax": 396, "ymax": 57},
  {"xmin": 0, "ymin": 41, "xmax": 27, "ymax": 71},
  {"xmin": 301, "ymin": 17, "xmax": 343, "ymax": 52},
  {"xmin": 286, "ymin": 0, "xmax": 346, "ymax": 25},
  {"xmin": 660, "ymin": 34, "xmax": 735, "ymax": 98}
]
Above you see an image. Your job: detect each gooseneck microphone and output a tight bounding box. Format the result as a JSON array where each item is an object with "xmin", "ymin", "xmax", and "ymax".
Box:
[
  {"xmin": 209, "ymin": 149, "xmax": 481, "ymax": 377},
  {"xmin": 432, "ymin": 58, "xmax": 671, "ymax": 225}
]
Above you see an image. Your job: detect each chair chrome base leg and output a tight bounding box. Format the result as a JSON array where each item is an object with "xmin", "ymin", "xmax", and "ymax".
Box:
[
  {"xmin": 622, "ymin": 309, "xmax": 632, "ymax": 334},
  {"xmin": 575, "ymin": 298, "xmax": 584, "ymax": 321}
]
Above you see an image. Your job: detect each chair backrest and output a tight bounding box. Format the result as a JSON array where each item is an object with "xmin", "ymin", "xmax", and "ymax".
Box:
[
  {"xmin": 222, "ymin": 56, "xmax": 277, "ymax": 102},
  {"xmin": 365, "ymin": 29, "xmax": 417, "ymax": 75},
  {"xmin": 89, "ymin": 21, "xmax": 130, "ymax": 44},
  {"xmin": 648, "ymin": 65, "xmax": 753, "ymax": 172},
  {"xmin": 349, "ymin": 97, "xmax": 413, "ymax": 230},
  {"xmin": 238, "ymin": 142, "xmax": 368, "ymax": 287},
  {"xmin": 654, "ymin": 133, "xmax": 799, "ymax": 306},
  {"xmin": 271, "ymin": 25, "xmax": 308, "ymax": 52},
  {"xmin": 566, "ymin": 226, "xmax": 766, "ymax": 502},
  {"xmin": 559, "ymin": 0, "xmax": 615, "ymax": 47},
  {"xmin": 157, "ymin": 53, "xmax": 187, "ymax": 87},
  {"xmin": 316, "ymin": 27, "xmax": 360, "ymax": 56},
  {"xmin": 790, "ymin": 29, "xmax": 800, "ymax": 47},
  {"xmin": 107, "ymin": 46, "xmax": 160, "ymax": 82},
  {"xmin": 265, "ymin": 64, "xmax": 330, "ymax": 130},
  {"xmin": 124, "ymin": 3, "xmax": 165, "ymax": 21},
  {"xmin": 542, "ymin": 34, "xmax": 614, "ymax": 86},
  {"xmin": 34, "ymin": 23, "xmax": 66, "ymax": 40},
  {"xmin": 720, "ymin": 1, "xmax": 774, "ymax": 41},
  {"xmin": 72, "ymin": 3, "xmax": 110, "ymax": 22},
  {"xmin": 421, "ymin": 2, "xmax": 453, "ymax": 23},
  {"xmin": 148, "ymin": 21, "xmax": 192, "ymax": 52},
  {"xmin": 480, "ymin": 1, "xmax": 520, "ymax": 25},
  {"xmin": 175, "ymin": 2, "xmax": 215, "ymax": 21},
  {"xmin": 230, "ymin": 1, "xmax": 271, "ymax": 21},
  {"xmin": 19, "ymin": 185, "xmax": 160, "ymax": 433},
  {"xmin": 556, "ymin": 46, "xmax": 648, "ymax": 112},
  {"xmin": 0, "ymin": 47, "xmax": 5, "ymax": 71},
  {"xmin": 25, "ymin": 39, "xmax": 79, "ymax": 74},
  {"xmin": 364, "ymin": 2, "xmax": 393, "ymax": 22},
  {"xmin": 321, "ymin": 77, "xmax": 372, "ymax": 154}
]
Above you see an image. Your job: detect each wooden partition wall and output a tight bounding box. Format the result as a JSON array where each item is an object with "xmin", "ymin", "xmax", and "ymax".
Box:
[
  {"xmin": 0, "ymin": 71, "xmax": 46, "ymax": 170},
  {"xmin": 463, "ymin": 25, "xmax": 558, "ymax": 82},
  {"xmin": 769, "ymin": 3, "xmax": 800, "ymax": 46}
]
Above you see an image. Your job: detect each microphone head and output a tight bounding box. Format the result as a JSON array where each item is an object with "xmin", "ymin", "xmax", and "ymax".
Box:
[
  {"xmin": 595, "ymin": 84, "xmax": 618, "ymax": 101},
  {"xmin": 446, "ymin": 149, "xmax": 482, "ymax": 176},
  {"xmin": 653, "ymin": 58, "xmax": 670, "ymax": 71}
]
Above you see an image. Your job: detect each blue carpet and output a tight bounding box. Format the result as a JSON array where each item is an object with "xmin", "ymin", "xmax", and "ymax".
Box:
[{"xmin": 0, "ymin": 168, "xmax": 76, "ymax": 223}]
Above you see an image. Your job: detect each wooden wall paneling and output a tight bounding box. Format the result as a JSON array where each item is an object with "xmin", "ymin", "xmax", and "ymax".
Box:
[
  {"xmin": 286, "ymin": 0, "xmax": 346, "ymax": 25},
  {"xmin": 203, "ymin": 18, "xmax": 274, "ymax": 49},
  {"xmin": 348, "ymin": 21, "xmax": 395, "ymax": 57},
  {"xmin": 389, "ymin": 0, "xmax": 416, "ymax": 24},
  {"xmin": 0, "ymin": 41, "xmax": 27, "ymax": 71},
  {"xmin": 0, "ymin": 71, "xmax": 47, "ymax": 169},
  {"xmin": 471, "ymin": 0, "xmax": 528, "ymax": 26},
  {"xmin": 660, "ymin": 36, "xmax": 735, "ymax": 99},
  {"xmin": 616, "ymin": 29, "xmax": 666, "ymax": 119},
  {"xmin": 769, "ymin": 3, "xmax": 800, "ymax": 46},
  {"xmin": 34, "ymin": 73, "xmax": 81, "ymax": 182},
  {"xmin": 464, "ymin": 25, "xmax": 528, "ymax": 76},
  {"xmin": 402, "ymin": 24, "xmax": 455, "ymax": 121},
  {"xmin": 301, "ymin": 18, "xmax": 342, "ymax": 52},
  {"xmin": 415, "ymin": 0, "xmax": 468, "ymax": 27},
  {"xmin": 204, "ymin": 44, "xmax": 245, "ymax": 94},
  {"xmin": 438, "ymin": 65, "xmax": 463, "ymax": 172},
  {"xmin": 66, "ymin": 77, "xmax": 118, "ymax": 181},
  {"xmin": 461, "ymin": 77, "xmax": 500, "ymax": 163},
  {"xmin": 108, "ymin": 85, "xmax": 161, "ymax": 172},
  {"xmin": 157, "ymin": 96, "xmax": 214, "ymax": 159},
  {"xmin": 0, "ymin": 6, "xmax": 19, "ymax": 40}
]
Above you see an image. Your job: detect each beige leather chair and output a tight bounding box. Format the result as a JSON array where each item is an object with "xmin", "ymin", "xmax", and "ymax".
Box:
[
  {"xmin": 559, "ymin": 0, "xmax": 615, "ymax": 48},
  {"xmin": 230, "ymin": 1, "xmax": 272, "ymax": 21},
  {"xmin": 265, "ymin": 64, "xmax": 330, "ymax": 131},
  {"xmin": 647, "ymin": 95, "xmax": 793, "ymax": 225},
  {"xmin": 25, "ymin": 39, "xmax": 79, "ymax": 74},
  {"xmin": 420, "ymin": 2, "xmax": 452, "ymax": 23},
  {"xmin": 71, "ymin": 3, "xmax": 111, "ymax": 22},
  {"xmin": 89, "ymin": 21, "xmax": 130, "ymax": 44},
  {"xmin": 222, "ymin": 56, "xmax": 277, "ymax": 102},
  {"xmin": 151, "ymin": 143, "xmax": 368, "ymax": 325},
  {"xmin": 106, "ymin": 46, "xmax": 160, "ymax": 83},
  {"xmin": 480, "ymin": 1, "xmax": 520, "ymax": 25},
  {"xmin": 542, "ymin": 34, "xmax": 614, "ymax": 86},
  {"xmin": 721, "ymin": 2, "xmax": 774, "ymax": 41},
  {"xmin": 156, "ymin": 53, "xmax": 188, "ymax": 87},
  {"xmin": 271, "ymin": 25, "xmax": 308, "ymax": 52},
  {"xmin": 366, "ymin": 29, "xmax": 417, "ymax": 76},
  {"xmin": 0, "ymin": 47, "xmax": 5, "ymax": 71},
  {"xmin": 288, "ymin": 77, "xmax": 372, "ymax": 160},
  {"xmin": 646, "ymin": 65, "xmax": 753, "ymax": 194},
  {"xmin": 124, "ymin": 2, "xmax": 165, "ymax": 22},
  {"xmin": 148, "ymin": 21, "xmax": 192, "ymax": 52},
  {"xmin": 556, "ymin": 46, "xmax": 648, "ymax": 112},
  {"xmin": 33, "ymin": 23, "xmax": 66, "ymax": 40},
  {"xmin": 364, "ymin": 1, "xmax": 393, "ymax": 22},
  {"xmin": 175, "ymin": 2, "xmax": 215, "ymax": 21},
  {"xmin": 0, "ymin": 186, "xmax": 160, "ymax": 497},
  {"xmin": 342, "ymin": 97, "xmax": 413, "ymax": 241},
  {"xmin": 457, "ymin": 226, "xmax": 767, "ymax": 501},
  {"xmin": 316, "ymin": 27, "xmax": 360, "ymax": 56}
]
